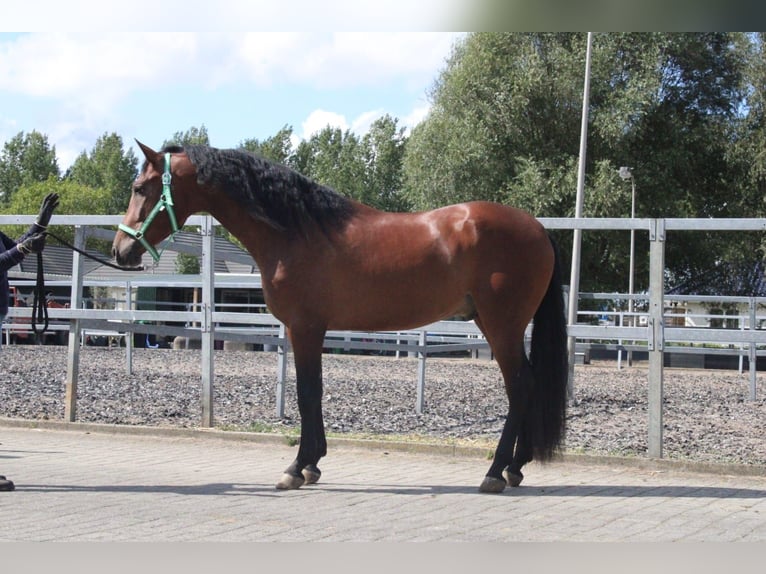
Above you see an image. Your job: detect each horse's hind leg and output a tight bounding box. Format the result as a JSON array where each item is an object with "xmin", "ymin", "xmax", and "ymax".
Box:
[
  {"xmin": 504, "ymin": 418, "xmax": 533, "ymax": 488},
  {"xmin": 276, "ymin": 327, "xmax": 327, "ymax": 490},
  {"xmin": 478, "ymin": 333, "xmax": 531, "ymax": 494},
  {"xmin": 499, "ymin": 354, "xmax": 535, "ymax": 488}
]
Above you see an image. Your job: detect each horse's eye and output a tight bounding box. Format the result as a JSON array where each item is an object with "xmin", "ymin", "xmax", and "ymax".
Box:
[{"xmin": 133, "ymin": 186, "xmax": 145, "ymax": 196}]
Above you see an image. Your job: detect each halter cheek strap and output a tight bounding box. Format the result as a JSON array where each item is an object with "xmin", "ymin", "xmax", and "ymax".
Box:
[{"xmin": 118, "ymin": 152, "xmax": 180, "ymax": 262}]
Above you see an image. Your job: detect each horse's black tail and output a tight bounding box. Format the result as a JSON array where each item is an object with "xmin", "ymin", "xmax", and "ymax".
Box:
[{"xmin": 527, "ymin": 235, "xmax": 568, "ymax": 461}]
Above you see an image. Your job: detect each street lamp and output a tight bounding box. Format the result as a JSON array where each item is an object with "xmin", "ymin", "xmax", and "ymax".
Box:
[{"xmin": 619, "ymin": 166, "xmax": 636, "ymax": 365}]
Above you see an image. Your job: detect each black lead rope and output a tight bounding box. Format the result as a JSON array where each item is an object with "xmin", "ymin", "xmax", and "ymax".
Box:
[
  {"xmin": 29, "ymin": 230, "xmax": 145, "ymax": 340},
  {"xmin": 44, "ymin": 230, "xmax": 146, "ymax": 272},
  {"xmin": 31, "ymin": 252, "xmax": 48, "ymax": 340}
]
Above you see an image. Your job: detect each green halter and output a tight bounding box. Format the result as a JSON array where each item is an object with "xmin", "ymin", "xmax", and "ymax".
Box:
[{"xmin": 118, "ymin": 152, "xmax": 180, "ymax": 262}]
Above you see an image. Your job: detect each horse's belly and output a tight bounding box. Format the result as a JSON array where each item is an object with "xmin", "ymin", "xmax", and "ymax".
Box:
[{"xmin": 328, "ymin": 280, "xmax": 467, "ymax": 331}]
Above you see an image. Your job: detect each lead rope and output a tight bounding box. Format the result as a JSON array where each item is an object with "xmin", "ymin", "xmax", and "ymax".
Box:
[
  {"xmin": 44, "ymin": 230, "xmax": 145, "ymax": 272},
  {"xmin": 29, "ymin": 231, "xmax": 145, "ymax": 341},
  {"xmin": 31, "ymin": 251, "xmax": 48, "ymax": 341}
]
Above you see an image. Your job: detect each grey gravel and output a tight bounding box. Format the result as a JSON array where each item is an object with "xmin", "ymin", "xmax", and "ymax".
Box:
[{"xmin": 1, "ymin": 346, "xmax": 765, "ymax": 467}]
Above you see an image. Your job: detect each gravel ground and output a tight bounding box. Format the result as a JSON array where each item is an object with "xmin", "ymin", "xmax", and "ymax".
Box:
[{"xmin": 1, "ymin": 345, "xmax": 765, "ymax": 467}]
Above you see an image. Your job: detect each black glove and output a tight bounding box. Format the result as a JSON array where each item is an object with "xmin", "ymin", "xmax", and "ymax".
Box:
[
  {"xmin": 18, "ymin": 233, "xmax": 46, "ymax": 255},
  {"xmin": 36, "ymin": 192, "xmax": 60, "ymax": 228}
]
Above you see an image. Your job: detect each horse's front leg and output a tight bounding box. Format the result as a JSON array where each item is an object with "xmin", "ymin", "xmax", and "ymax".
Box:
[{"xmin": 276, "ymin": 327, "xmax": 327, "ymax": 490}]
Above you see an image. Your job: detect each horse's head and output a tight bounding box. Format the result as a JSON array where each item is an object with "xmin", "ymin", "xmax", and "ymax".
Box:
[{"xmin": 112, "ymin": 141, "xmax": 197, "ymax": 267}]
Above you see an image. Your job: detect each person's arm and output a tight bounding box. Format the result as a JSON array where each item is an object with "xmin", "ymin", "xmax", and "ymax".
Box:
[{"xmin": 0, "ymin": 232, "xmax": 25, "ymax": 273}]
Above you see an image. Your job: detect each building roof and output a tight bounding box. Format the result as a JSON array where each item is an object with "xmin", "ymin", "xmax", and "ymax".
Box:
[
  {"xmin": 667, "ymin": 260, "xmax": 766, "ymax": 297},
  {"xmin": 8, "ymin": 230, "xmax": 258, "ymax": 282}
]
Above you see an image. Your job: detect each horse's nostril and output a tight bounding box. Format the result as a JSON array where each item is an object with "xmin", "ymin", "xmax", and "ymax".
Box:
[{"xmin": 111, "ymin": 246, "xmax": 122, "ymax": 262}]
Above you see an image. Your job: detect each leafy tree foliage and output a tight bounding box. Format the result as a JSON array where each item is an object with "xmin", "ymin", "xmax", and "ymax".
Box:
[
  {"xmin": 404, "ymin": 32, "xmax": 757, "ymax": 295},
  {"xmin": 175, "ymin": 253, "xmax": 201, "ymax": 275},
  {"xmin": 0, "ymin": 178, "xmax": 110, "ymax": 244},
  {"xmin": 290, "ymin": 117, "xmax": 409, "ymax": 212},
  {"xmin": 65, "ymin": 132, "xmax": 138, "ymax": 214},
  {"xmin": 0, "ymin": 131, "xmax": 59, "ymax": 205},
  {"xmin": 292, "ymin": 126, "xmax": 365, "ymax": 200},
  {"xmin": 241, "ymin": 125, "xmax": 295, "ymax": 165},
  {"xmin": 359, "ymin": 115, "xmax": 410, "ymax": 212},
  {"xmin": 163, "ymin": 125, "xmax": 210, "ymax": 148}
]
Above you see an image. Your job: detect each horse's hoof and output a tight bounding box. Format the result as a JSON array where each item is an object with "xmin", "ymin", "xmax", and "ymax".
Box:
[
  {"xmin": 302, "ymin": 465, "xmax": 321, "ymax": 485},
  {"xmin": 479, "ymin": 476, "xmax": 506, "ymax": 494},
  {"xmin": 503, "ymin": 469, "xmax": 524, "ymax": 487},
  {"xmin": 275, "ymin": 473, "xmax": 305, "ymax": 490}
]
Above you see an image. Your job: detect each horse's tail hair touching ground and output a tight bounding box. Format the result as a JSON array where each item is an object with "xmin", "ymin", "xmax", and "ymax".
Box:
[{"xmin": 527, "ymin": 234, "xmax": 569, "ymax": 461}]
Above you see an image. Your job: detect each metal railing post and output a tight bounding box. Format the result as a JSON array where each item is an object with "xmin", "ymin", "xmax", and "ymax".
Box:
[
  {"xmin": 125, "ymin": 281, "xmax": 133, "ymax": 374},
  {"xmin": 648, "ymin": 219, "xmax": 665, "ymax": 458},
  {"xmin": 416, "ymin": 330, "xmax": 427, "ymax": 414},
  {"xmin": 749, "ymin": 297, "xmax": 757, "ymax": 401},
  {"xmin": 200, "ymin": 216, "xmax": 215, "ymax": 427},
  {"xmin": 64, "ymin": 225, "xmax": 86, "ymax": 422},
  {"xmin": 276, "ymin": 323, "xmax": 288, "ymax": 418}
]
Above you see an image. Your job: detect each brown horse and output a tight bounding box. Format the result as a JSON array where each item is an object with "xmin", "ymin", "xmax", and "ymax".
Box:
[{"xmin": 113, "ymin": 142, "xmax": 568, "ymax": 493}]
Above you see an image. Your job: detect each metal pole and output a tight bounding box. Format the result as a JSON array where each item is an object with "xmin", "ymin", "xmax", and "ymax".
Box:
[
  {"xmin": 275, "ymin": 323, "xmax": 288, "ymax": 418},
  {"xmin": 566, "ymin": 31, "xmax": 593, "ymax": 399},
  {"xmin": 200, "ymin": 215, "xmax": 215, "ymax": 427},
  {"xmin": 125, "ymin": 281, "xmax": 133, "ymax": 374},
  {"xmin": 648, "ymin": 219, "xmax": 665, "ymax": 459},
  {"xmin": 749, "ymin": 297, "xmax": 757, "ymax": 401},
  {"xmin": 64, "ymin": 225, "xmax": 86, "ymax": 422},
  {"xmin": 416, "ymin": 330, "xmax": 427, "ymax": 414},
  {"xmin": 628, "ymin": 176, "xmax": 636, "ymax": 366}
]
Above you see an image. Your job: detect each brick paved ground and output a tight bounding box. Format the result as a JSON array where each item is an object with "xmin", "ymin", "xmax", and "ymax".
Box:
[{"xmin": 1, "ymin": 422, "xmax": 765, "ymax": 542}]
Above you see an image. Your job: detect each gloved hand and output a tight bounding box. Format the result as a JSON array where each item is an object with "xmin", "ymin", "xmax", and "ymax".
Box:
[
  {"xmin": 36, "ymin": 192, "xmax": 60, "ymax": 228},
  {"xmin": 17, "ymin": 233, "xmax": 46, "ymax": 255}
]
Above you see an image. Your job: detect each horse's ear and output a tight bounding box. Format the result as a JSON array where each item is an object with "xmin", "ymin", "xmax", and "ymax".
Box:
[{"xmin": 135, "ymin": 140, "xmax": 160, "ymax": 164}]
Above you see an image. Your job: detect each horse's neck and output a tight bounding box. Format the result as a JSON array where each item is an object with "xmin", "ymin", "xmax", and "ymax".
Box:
[{"xmin": 204, "ymin": 199, "xmax": 286, "ymax": 271}]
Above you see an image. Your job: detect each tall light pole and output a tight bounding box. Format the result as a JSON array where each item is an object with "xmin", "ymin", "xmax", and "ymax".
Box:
[
  {"xmin": 619, "ymin": 166, "xmax": 636, "ymax": 365},
  {"xmin": 567, "ymin": 31, "xmax": 593, "ymax": 399}
]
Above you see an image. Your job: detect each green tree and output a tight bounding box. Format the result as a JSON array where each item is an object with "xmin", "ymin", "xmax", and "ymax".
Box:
[
  {"xmin": 240, "ymin": 125, "xmax": 295, "ymax": 164},
  {"xmin": 292, "ymin": 126, "xmax": 365, "ymax": 200},
  {"xmin": 359, "ymin": 115, "xmax": 410, "ymax": 211},
  {"xmin": 66, "ymin": 132, "xmax": 138, "ymax": 213},
  {"xmin": 404, "ymin": 32, "xmax": 751, "ymax": 294},
  {"xmin": 175, "ymin": 253, "xmax": 201, "ymax": 274},
  {"xmin": 163, "ymin": 125, "xmax": 210, "ymax": 148},
  {"xmin": 0, "ymin": 131, "xmax": 59, "ymax": 205},
  {"xmin": 0, "ymin": 177, "xmax": 110, "ymax": 244}
]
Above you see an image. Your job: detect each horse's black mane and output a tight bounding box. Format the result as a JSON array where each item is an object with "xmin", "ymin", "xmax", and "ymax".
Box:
[{"xmin": 164, "ymin": 144, "xmax": 355, "ymax": 235}]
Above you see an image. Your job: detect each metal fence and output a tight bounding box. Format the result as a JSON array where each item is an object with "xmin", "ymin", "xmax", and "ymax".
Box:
[{"xmin": 3, "ymin": 214, "xmax": 766, "ymax": 459}]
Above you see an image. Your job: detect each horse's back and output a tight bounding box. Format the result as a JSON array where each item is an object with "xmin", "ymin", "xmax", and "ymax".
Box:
[{"xmin": 454, "ymin": 201, "xmax": 553, "ymax": 270}]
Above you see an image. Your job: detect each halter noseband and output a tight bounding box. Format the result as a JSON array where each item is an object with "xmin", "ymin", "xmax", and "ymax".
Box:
[{"xmin": 118, "ymin": 152, "xmax": 180, "ymax": 262}]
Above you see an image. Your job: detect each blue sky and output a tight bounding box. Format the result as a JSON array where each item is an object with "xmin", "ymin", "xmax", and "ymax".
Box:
[{"xmin": 1, "ymin": 4, "xmax": 466, "ymax": 170}]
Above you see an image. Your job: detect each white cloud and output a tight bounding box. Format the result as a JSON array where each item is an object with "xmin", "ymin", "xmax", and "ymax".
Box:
[
  {"xmin": 300, "ymin": 109, "xmax": 349, "ymax": 140},
  {"xmin": 231, "ymin": 32, "xmax": 462, "ymax": 90},
  {"xmin": 401, "ymin": 103, "xmax": 432, "ymax": 135},
  {"xmin": 295, "ymin": 104, "xmax": 430, "ymax": 146},
  {"xmin": 0, "ymin": 33, "xmax": 202, "ymax": 115},
  {"xmin": 1, "ymin": 32, "xmax": 461, "ymax": 98},
  {"xmin": 350, "ymin": 109, "xmax": 386, "ymax": 135},
  {"xmin": 1, "ymin": 34, "xmax": 187, "ymax": 93},
  {"xmin": 2, "ymin": 1, "xmax": 468, "ymax": 32}
]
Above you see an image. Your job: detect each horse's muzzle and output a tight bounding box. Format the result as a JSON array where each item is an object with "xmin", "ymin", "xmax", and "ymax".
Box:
[{"xmin": 112, "ymin": 236, "xmax": 143, "ymax": 267}]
